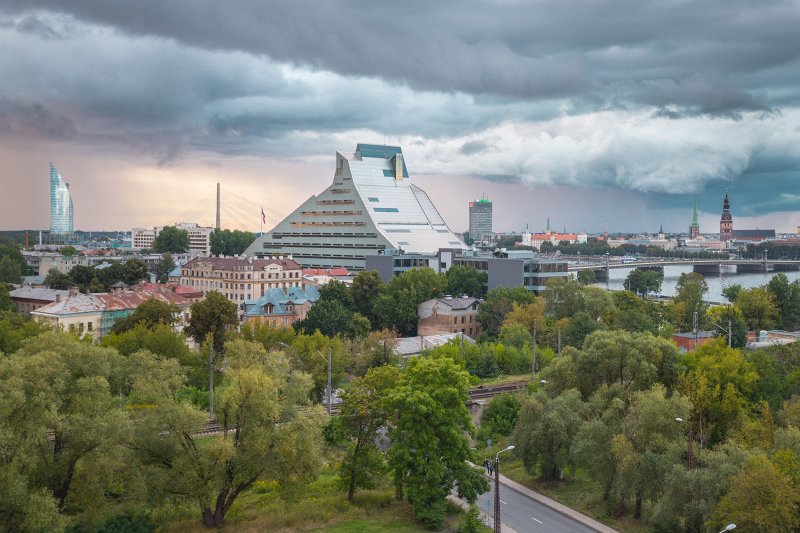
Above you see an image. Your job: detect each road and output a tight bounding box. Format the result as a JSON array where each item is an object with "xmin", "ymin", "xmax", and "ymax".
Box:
[{"xmin": 474, "ymin": 480, "xmax": 599, "ymax": 533}]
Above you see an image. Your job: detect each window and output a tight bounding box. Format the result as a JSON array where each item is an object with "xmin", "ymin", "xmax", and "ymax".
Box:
[
  {"xmin": 453, "ymin": 317, "xmax": 457, "ymax": 324},
  {"xmin": 87, "ymin": 322, "xmax": 93, "ymax": 331},
  {"xmin": 373, "ymin": 207, "xmax": 399, "ymax": 213},
  {"xmin": 368, "ymin": 197, "xmax": 379, "ymax": 202}
]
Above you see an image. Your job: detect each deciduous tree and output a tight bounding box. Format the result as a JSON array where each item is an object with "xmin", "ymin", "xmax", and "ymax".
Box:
[
  {"xmin": 152, "ymin": 226, "xmax": 189, "ymax": 253},
  {"xmin": 185, "ymin": 291, "xmax": 238, "ymax": 354}
]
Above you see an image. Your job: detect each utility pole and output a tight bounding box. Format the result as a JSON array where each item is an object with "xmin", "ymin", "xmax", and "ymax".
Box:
[
  {"xmin": 531, "ymin": 321, "xmax": 537, "ymax": 380},
  {"xmin": 693, "ymin": 311, "xmax": 699, "ymax": 350},
  {"xmin": 557, "ymin": 326, "xmax": 561, "ymax": 356},
  {"xmin": 728, "ymin": 318, "xmax": 732, "ymax": 348},
  {"xmin": 493, "ymin": 457, "xmax": 501, "ymax": 533},
  {"xmin": 209, "ymin": 342, "xmax": 214, "ymax": 417},
  {"xmin": 327, "ymin": 346, "xmax": 332, "ymax": 416},
  {"xmin": 688, "ymin": 428, "xmax": 694, "ymax": 469}
]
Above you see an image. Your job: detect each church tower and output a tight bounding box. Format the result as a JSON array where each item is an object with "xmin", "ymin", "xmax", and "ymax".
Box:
[
  {"xmin": 720, "ymin": 193, "xmax": 733, "ymax": 242},
  {"xmin": 689, "ymin": 200, "xmax": 700, "ymax": 239}
]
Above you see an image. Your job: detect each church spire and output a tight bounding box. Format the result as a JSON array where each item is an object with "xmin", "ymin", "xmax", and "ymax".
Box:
[
  {"xmin": 691, "ymin": 199, "xmax": 699, "ymax": 227},
  {"xmin": 546, "ymin": 216, "xmax": 551, "ymax": 235}
]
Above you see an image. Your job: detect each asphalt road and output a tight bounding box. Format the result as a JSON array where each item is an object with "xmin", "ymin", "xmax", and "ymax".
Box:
[{"xmin": 474, "ymin": 481, "xmax": 599, "ymax": 533}]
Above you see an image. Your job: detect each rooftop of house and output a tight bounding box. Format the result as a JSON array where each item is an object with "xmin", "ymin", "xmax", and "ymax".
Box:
[
  {"xmin": 183, "ymin": 256, "xmax": 301, "ymax": 271},
  {"xmin": 33, "ymin": 292, "xmax": 107, "ymax": 315},
  {"xmin": 10, "ymin": 287, "xmax": 69, "ymax": 302},
  {"xmin": 242, "ymin": 286, "xmax": 321, "ymax": 317},
  {"xmin": 393, "ymin": 333, "xmax": 476, "ymax": 357},
  {"xmin": 429, "ymin": 296, "xmax": 481, "ymax": 310}
]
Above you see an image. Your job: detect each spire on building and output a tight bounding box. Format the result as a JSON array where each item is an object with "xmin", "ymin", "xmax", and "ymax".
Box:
[
  {"xmin": 689, "ymin": 198, "xmax": 700, "ymax": 238},
  {"xmin": 691, "ymin": 199, "xmax": 699, "ymax": 227},
  {"xmin": 546, "ymin": 216, "xmax": 551, "ymax": 235}
]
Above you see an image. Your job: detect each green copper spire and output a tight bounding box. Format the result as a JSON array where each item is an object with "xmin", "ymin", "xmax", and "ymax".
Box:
[
  {"xmin": 546, "ymin": 216, "xmax": 551, "ymax": 232},
  {"xmin": 659, "ymin": 224, "xmax": 663, "ymax": 234},
  {"xmin": 691, "ymin": 199, "xmax": 699, "ymax": 226}
]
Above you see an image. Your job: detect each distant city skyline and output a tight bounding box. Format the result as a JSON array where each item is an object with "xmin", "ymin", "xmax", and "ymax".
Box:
[{"xmin": 1, "ymin": 2, "xmax": 798, "ymax": 234}]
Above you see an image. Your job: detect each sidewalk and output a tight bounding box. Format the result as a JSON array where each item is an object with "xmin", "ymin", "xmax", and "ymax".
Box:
[{"xmin": 492, "ymin": 472, "xmax": 618, "ymax": 533}]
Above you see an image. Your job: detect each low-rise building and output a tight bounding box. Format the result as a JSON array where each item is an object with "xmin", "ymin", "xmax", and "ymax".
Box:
[
  {"xmin": 132, "ymin": 222, "xmax": 213, "ymax": 255},
  {"xmin": 392, "ymin": 332, "xmax": 475, "ymax": 358},
  {"xmin": 418, "ymin": 296, "xmax": 482, "ymax": 339},
  {"xmin": 671, "ymin": 331, "xmax": 716, "ymax": 352},
  {"xmin": 180, "ymin": 256, "xmax": 304, "ymax": 303},
  {"xmin": 241, "ymin": 286, "xmax": 320, "ymax": 327},
  {"xmin": 31, "ymin": 285, "xmax": 195, "ymax": 340},
  {"xmin": 9, "ymin": 286, "xmax": 69, "ymax": 315}
]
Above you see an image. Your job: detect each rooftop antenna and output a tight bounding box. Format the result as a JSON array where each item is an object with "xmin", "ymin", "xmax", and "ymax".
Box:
[{"xmin": 216, "ymin": 182, "xmax": 221, "ymax": 230}]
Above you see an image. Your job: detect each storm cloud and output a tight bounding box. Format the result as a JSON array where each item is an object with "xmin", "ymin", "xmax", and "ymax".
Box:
[{"xmin": 0, "ymin": 0, "xmax": 798, "ymax": 231}]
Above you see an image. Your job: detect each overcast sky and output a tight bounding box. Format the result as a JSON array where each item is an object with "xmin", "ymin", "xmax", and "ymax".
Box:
[{"xmin": 1, "ymin": 0, "xmax": 799, "ymax": 234}]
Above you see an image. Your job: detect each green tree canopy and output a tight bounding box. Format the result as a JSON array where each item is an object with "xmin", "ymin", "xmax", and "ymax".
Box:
[
  {"xmin": 317, "ymin": 279, "xmax": 355, "ymax": 311},
  {"xmin": 111, "ymin": 298, "xmax": 179, "ymax": 334},
  {"xmin": 0, "ymin": 243, "xmax": 26, "ymax": 283},
  {"xmin": 351, "ymin": 270, "xmax": 385, "ymax": 326},
  {"xmin": 154, "ymin": 252, "xmax": 176, "ymax": 284},
  {"xmin": 477, "ymin": 286, "xmax": 535, "ymax": 338},
  {"xmin": 152, "ymin": 226, "xmax": 189, "ymax": 253},
  {"xmin": 185, "ymin": 291, "xmax": 238, "ymax": 354},
  {"xmin": 386, "ymin": 356, "xmax": 488, "ymax": 528},
  {"xmin": 623, "ymin": 268, "xmax": 663, "ymax": 298},
  {"xmin": 736, "ymin": 287, "xmax": 779, "ymax": 331},
  {"xmin": 445, "ymin": 265, "xmax": 487, "ymax": 298},
  {"xmin": 671, "ymin": 272, "xmax": 709, "ymax": 332},
  {"xmin": 209, "ymin": 229, "xmax": 256, "ymax": 256},
  {"xmin": 374, "ymin": 268, "xmax": 446, "ymax": 336},
  {"xmin": 44, "ymin": 268, "xmax": 73, "ymax": 290}
]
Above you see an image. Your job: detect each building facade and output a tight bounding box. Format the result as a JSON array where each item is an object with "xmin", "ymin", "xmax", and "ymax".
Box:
[
  {"xmin": 50, "ymin": 163, "xmax": 73, "ymax": 235},
  {"xmin": 418, "ymin": 296, "xmax": 482, "ymax": 339},
  {"xmin": 720, "ymin": 194, "xmax": 733, "ymax": 242},
  {"xmin": 132, "ymin": 223, "xmax": 213, "ymax": 255},
  {"xmin": 520, "ymin": 219, "xmax": 588, "ymax": 250},
  {"xmin": 180, "ymin": 256, "xmax": 303, "ymax": 302},
  {"xmin": 9, "ymin": 287, "xmax": 69, "ymax": 315},
  {"xmin": 244, "ymin": 144, "xmax": 467, "ymax": 270},
  {"xmin": 468, "ymin": 198, "xmax": 492, "ymax": 241}
]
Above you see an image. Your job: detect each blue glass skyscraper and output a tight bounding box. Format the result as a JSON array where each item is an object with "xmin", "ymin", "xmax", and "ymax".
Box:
[{"xmin": 50, "ymin": 163, "xmax": 73, "ymax": 234}]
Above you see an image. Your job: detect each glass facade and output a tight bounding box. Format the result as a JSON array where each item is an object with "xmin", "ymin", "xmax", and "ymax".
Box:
[
  {"xmin": 50, "ymin": 163, "xmax": 73, "ymax": 234},
  {"xmin": 468, "ymin": 199, "xmax": 492, "ymax": 240}
]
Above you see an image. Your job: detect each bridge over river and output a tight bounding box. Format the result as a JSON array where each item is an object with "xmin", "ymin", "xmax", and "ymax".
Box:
[{"xmin": 565, "ymin": 256, "xmax": 800, "ymax": 281}]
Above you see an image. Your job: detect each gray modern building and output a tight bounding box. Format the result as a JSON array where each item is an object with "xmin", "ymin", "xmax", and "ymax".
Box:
[
  {"xmin": 468, "ymin": 198, "xmax": 492, "ymax": 241},
  {"xmin": 245, "ymin": 144, "xmax": 467, "ymax": 270},
  {"xmin": 49, "ymin": 163, "xmax": 73, "ymax": 235}
]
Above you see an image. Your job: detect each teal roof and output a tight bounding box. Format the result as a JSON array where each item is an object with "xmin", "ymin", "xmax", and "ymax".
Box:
[{"xmin": 242, "ymin": 286, "xmax": 320, "ymax": 317}]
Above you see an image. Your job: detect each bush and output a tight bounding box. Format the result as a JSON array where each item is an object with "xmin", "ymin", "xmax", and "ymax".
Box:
[
  {"xmin": 479, "ymin": 393, "xmax": 521, "ymax": 438},
  {"xmin": 457, "ymin": 504, "xmax": 485, "ymax": 533}
]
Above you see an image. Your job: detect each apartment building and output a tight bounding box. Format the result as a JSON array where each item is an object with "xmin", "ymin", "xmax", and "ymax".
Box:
[
  {"xmin": 418, "ymin": 296, "xmax": 483, "ymax": 339},
  {"xmin": 180, "ymin": 256, "xmax": 303, "ymax": 302}
]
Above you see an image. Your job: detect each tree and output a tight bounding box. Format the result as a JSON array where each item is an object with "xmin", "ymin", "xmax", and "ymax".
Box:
[
  {"xmin": 514, "ymin": 389, "xmax": 587, "ymax": 481},
  {"xmin": 44, "ymin": 268, "xmax": 73, "ymax": 290},
  {"xmin": 766, "ymin": 273, "xmax": 800, "ymax": 330},
  {"xmin": 713, "ymin": 455, "xmax": 800, "ymax": 533},
  {"xmin": 68, "ymin": 265, "xmax": 96, "ymax": 291},
  {"xmin": 613, "ymin": 384, "xmax": 691, "ymax": 519},
  {"xmin": 476, "ymin": 286, "xmax": 535, "ymax": 338},
  {"xmin": 152, "ymin": 225, "xmax": 189, "ymax": 253},
  {"xmin": 374, "ymin": 268, "xmax": 446, "ymax": 336},
  {"xmin": 0, "ymin": 333, "xmax": 129, "ymax": 517},
  {"xmin": 337, "ymin": 365, "xmax": 400, "ymax": 499},
  {"xmin": 706, "ymin": 305, "xmax": 747, "ymax": 348},
  {"xmin": 577, "ymin": 269, "xmax": 597, "ymax": 286},
  {"xmin": 110, "ymin": 298, "xmax": 179, "ymax": 334},
  {"xmin": 351, "ymin": 270, "xmax": 385, "ymax": 326},
  {"xmin": 318, "ymin": 279, "xmax": 355, "ymax": 311},
  {"xmin": 543, "ymin": 276, "xmax": 588, "ymax": 320},
  {"xmin": 295, "ymin": 299, "xmax": 354, "ymax": 338},
  {"xmin": 386, "ymin": 356, "xmax": 488, "ymax": 528},
  {"xmin": 59, "ymin": 246, "xmax": 77, "ymax": 256},
  {"xmin": 479, "ymin": 393, "xmax": 521, "ymax": 438},
  {"xmin": 154, "ymin": 252, "xmax": 176, "ymax": 284},
  {"xmin": 736, "ymin": 287, "xmax": 779, "ymax": 331},
  {"xmin": 129, "ymin": 341, "xmax": 325, "ymax": 528},
  {"xmin": 623, "ymin": 268, "xmax": 663, "ymax": 298},
  {"xmin": 722, "ymin": 283, "xmax": 743, "ymax": 303},
  {"xmin": 209, "ymin": 229, "xmax": 256, "ymax": 256},
  {"xmin": 672, "ymin": 272, "xmax": 709, "ymax": 332},
  {"xmin": 0, "ymin": 283, "xmax": 13, "ymax": 312},
  {"xmin": 0, "ymin": 243, "xmax": 26, "ymax": 283},
  {"xmin": 561, "ymin": 311, "xmax": 606, "ymax": 348},
  {"xmin": 445, "ymin": 265, "xmax": 487, "ymax": 298},
  {"xmin": 185, "ymin": 291, "xmax": 239, "ymax": 354}
]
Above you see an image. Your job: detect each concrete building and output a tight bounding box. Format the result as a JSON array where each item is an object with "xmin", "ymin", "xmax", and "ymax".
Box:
[
  {"xmin": 132, "ymin": 223, "xmax": 213, "ymax": 255},
  {"xmin": 9, "ymin": 287, "xmax": 69, "ymax": 315},
  {"xmin": 245, "ymin": 144, "xmax": 467, "ymax": 270},
  {"xmin": 418, "ymin": 296, "xmax": 482, "ymax": 339},
  {"xmin": 468, "ymin": 198, "xmax": 492, "ymax": 241},
  {"xmin": 241, "ymin": 286, "xmax": 320, "ymax": 327},
  {"xmin": 50, "ymin": 163, "xmax": 73, "ymax": 236},
  {"xmin": 366, "ymin": 248, "xmax": 569, "ymax": 294},
  {"xmin": 180, "ymin": 256, "xmax": 303, "ymax": 303}
]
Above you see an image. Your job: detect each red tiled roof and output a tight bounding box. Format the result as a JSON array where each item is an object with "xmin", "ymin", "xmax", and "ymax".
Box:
[
  {"xmin": 104, "ymin": 288, "xmax": 192, "ymax": 311},
  {"xmin": 303, "ymin": 267, "xmax": 350, "ymax": 276}
]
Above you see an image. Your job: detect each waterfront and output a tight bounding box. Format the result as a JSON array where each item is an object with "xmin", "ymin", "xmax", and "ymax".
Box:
[{"xmin": 594, "ymin": 265, "xmax": 800, "ymax": 303}]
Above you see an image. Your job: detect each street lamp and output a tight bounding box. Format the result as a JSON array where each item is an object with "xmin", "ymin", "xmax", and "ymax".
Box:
[
  {"xmin": 315, "ymin": 348, "xmax": 333, "ymax": 415},
  {"xmin": 493, "ymin": 445, "xmax": 515, "ymax": 533},
  {"xmin": 718, "ymin": 524, "xmax": 736, "ymax": 533}
]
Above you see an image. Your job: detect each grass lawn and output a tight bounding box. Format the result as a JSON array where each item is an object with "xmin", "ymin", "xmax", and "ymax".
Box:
[
  {"xmin": 473, "ymin": 373, "xmax": 531, "ymax": 387},
  {"xmin": 159, "ymin": 465, "xmax": 474, "ymax": 532}
]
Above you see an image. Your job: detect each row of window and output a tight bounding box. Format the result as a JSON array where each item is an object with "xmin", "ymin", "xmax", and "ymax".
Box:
[
  {"xmin": 300, "ymin": 210, "xmax": 363, "ymax": 217},
  {"xmin": 183, "ymin": 270, "xmax": 300, "ymax": 279},
  {"xmin": 290, "ymin": 221, "xmax": 366, "ymax": 227}
]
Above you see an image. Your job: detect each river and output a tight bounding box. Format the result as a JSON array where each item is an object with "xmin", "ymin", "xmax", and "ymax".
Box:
[{"xmin": 591, "ymin": 265, "xmax": 800, "ymax": 303}]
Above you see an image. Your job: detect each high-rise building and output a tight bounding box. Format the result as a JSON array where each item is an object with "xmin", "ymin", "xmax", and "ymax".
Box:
[
  {"xmin": 244, "ymin": 144, "xmax": 467, "ymax": 270},
  {"xmin": 720, "ymin": 193, "xmax": 733, "ymax": 242},
  {"xmin": 468, "ymin": 198, "xmax": 492, "ymax": 241},
  {"xmin": 689, "ymin": 199, "xmax": 700, "ymax": 238},
  {"xmin": 49, "ymin": 163, "xmax": 73, "ymax": 235}
]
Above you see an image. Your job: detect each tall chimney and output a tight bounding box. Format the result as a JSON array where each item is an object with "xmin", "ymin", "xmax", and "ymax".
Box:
[{"xmin": 215, "ymin": 182, "xmax": 221, "ymax": 230}]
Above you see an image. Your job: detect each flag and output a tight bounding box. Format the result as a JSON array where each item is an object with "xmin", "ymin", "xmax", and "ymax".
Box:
[{"xmin": 261, "ymin": 207, "xmax": 266, "ymax": 224}]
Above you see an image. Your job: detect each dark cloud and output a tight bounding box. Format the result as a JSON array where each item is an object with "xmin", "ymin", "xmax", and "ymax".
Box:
[
  {"xmin": 0, "ymin": 101, "xmax": 76, "ymax": 138},
  {"xmin": 460, "ymin": 140, "xmax": 490, "ymax": 155}
]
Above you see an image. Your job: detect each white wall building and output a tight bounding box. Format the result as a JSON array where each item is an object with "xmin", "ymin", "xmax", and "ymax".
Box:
[{"xmin": 131, "ymin": 222, "xmax": 213, "ymax": 255}]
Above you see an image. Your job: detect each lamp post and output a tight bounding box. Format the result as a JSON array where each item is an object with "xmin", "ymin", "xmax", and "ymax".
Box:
[
  {"xmin": 316, "ymin": 348, "xmax": 333, "ymax": 415},
  {"xmin": 676, "ymin": 417, "xmax": 693, "ymax": 469},
  {"xmin": 493, "ymin": 445, "xmax": 515, "ymax": 533}
]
